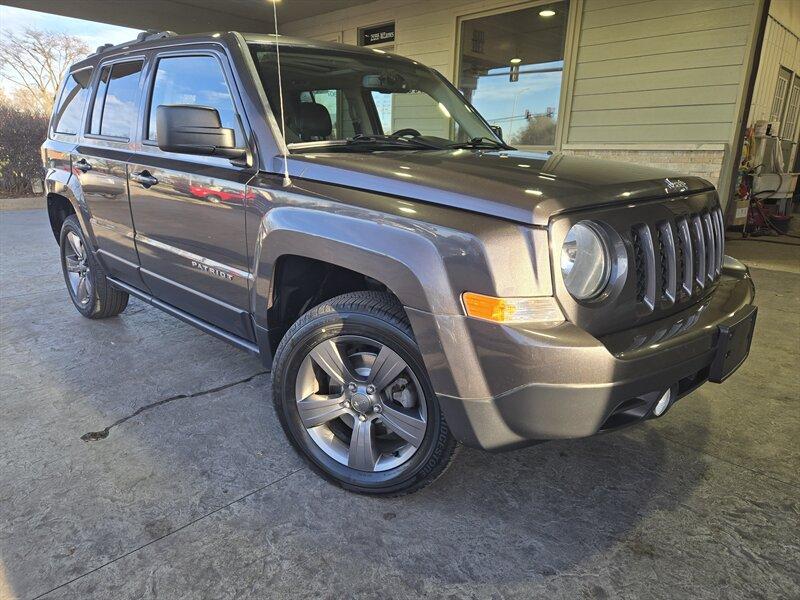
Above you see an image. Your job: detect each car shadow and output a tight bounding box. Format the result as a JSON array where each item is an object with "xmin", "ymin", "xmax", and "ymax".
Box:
[{"xmin": 367, "ymin": 406, "xmax": 711, "ymax": 585}]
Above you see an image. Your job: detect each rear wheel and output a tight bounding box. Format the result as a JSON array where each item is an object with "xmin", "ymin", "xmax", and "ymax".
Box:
[
  {"xmin": 60, "ymin": 215, "xmax": 128, "ymax": 319},
  {"xmin": 272, "ymin": 291, "xmax": 457, "ymax": 495}
]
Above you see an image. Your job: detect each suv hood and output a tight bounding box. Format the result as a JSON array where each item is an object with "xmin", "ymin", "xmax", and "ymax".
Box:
[{"xmin": 281, "ymin": 150, "xmax": 714, "ymax": 226}]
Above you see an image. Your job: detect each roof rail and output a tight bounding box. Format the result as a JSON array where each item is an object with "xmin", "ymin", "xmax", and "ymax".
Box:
[
  {"xmin": 94, "ymin": 30, "xmax": 178, "ymax": 56},
  {"xmin": 135, "ymin": 30, "xmax": 177, "ymax": 43}
]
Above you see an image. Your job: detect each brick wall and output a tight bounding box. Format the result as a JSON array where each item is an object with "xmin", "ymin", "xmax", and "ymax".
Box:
[{"xmin": 561, "ymin": 149, "xmax": 726, "ymax": 187}]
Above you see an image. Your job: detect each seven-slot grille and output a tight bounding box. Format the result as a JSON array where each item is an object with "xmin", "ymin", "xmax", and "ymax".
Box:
[{"xmin": 632, "ymin": 206, "xmax": 725, "ymax": 310}]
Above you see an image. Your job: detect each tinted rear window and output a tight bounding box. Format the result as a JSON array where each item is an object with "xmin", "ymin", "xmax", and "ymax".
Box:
[
  {"xmin": 89, "ymin": 61, "xmax": 143, "ymax": 138},
  {"xmin": 52, "ymin": 69, "xmax": 92, "ymax": 135}
]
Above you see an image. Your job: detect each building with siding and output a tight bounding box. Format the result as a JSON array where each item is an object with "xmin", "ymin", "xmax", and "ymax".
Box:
[
  {"xmin": 9, "ymin": 0, "xmax": 798, "ymax": 210},
  {"xmin": 281, "ymin": 0, "xmax": 779, "ymax": 210}
]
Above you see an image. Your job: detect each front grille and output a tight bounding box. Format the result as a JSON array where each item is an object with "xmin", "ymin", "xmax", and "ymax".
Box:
[{"xmin": 631, "ymin": 206, "xmax": 724, "ymax": 311}]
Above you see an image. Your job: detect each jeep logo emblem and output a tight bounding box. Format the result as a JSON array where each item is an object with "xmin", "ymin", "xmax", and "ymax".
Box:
[{"xmin": 664, "ymin": 178, "xmax": 688, "ymax": 194}]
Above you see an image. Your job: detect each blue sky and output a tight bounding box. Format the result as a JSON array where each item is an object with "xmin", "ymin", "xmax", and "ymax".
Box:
[
  {"xmin": 469, "ymin": 63, "xmax": 564, "ymax": 140},
  {"xmin": 0, "ymin": 6, "xmax": 141, "ymax": 47},
  {"xmin": 0, "ymin": 6, "xmax": 141, "ymax": 92}
]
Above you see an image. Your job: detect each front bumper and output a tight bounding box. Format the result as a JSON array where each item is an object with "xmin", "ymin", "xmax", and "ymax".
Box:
[{"xmin": 406, "ymin": 258, "xmax": 756, "ymax": 451}]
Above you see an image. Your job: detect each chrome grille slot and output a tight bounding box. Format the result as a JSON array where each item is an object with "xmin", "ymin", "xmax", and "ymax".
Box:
[
  {"xmin": 712, "ymin": 207, "xmax": 725, "ymax": 275},
  {"xmin": 702, "ymin": 212, "xmax": 716, "ymax": 284},
  {"xmin": 690, "ymin": 214, "xmax": 706, "ymax": 289},
  {"xmin": 631, "ymin": 224, "xmax": 656, "ymax": 310},
  {"xmin": 656, "ymin": 221, "xmax": 677, "ymax": 304},
  {"xmin": 676, "ymin": 216, "xmax": 693, "ymax": 296}
]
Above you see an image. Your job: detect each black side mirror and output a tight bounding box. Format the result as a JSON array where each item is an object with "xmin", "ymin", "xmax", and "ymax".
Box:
[
  {"xmin": 156, "ymin": 105, "xmax": 246, "ymax": 159},
  {"xmin": 490, "ymin": 125, "xmax": 503, "ymax": 141}
]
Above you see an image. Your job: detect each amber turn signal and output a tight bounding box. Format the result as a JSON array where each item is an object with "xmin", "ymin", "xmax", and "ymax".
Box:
[{"xmin": 461, "ymin": 292, "xmax": 564, "ymax": 324}]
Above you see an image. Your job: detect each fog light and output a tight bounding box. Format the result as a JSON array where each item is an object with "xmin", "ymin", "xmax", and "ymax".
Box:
[{"xmin": 653, "ymin": 389, "xmax": 672, "ymax": 416}]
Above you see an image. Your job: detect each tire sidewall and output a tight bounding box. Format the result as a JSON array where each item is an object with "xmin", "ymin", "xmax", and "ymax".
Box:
[
  {"xmin": 274, "ymin": 309, "xmax": 448, "ymax": 494},
  {"xmin": 59, "ymin": 216, "xmax": 97, "ymax": 318}
]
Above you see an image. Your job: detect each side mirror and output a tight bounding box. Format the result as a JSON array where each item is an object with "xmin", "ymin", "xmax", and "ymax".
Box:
[
  {"xmin": 156, "ymin": 105, "xmax": 246, "ymax": 159},
  {"xmin": 490, "ymin": 125, "xmax": 503, "ymax": 141}
]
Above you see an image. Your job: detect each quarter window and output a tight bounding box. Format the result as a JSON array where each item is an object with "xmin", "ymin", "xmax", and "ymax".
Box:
[
  {"xmin": 52, "ymin": 69, "xmax": 92, "ymax": 135},
  {"xmin": 88, "ymin": 61, "xmax": 143, "ymax": 138},
  {"xmin": 147, "ymin": 55, "xmax": 241, "ymax": 144}
]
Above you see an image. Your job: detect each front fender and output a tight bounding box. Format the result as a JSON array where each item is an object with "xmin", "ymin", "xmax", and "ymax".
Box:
[{"xmin": 250, "ymin": 204, "xmax": 465, "ymax": 327}]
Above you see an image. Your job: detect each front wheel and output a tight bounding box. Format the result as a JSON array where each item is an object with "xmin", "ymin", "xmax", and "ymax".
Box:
[{"xmin": 271, "ymin": 291, "xmax": 457, "ymax": 495}]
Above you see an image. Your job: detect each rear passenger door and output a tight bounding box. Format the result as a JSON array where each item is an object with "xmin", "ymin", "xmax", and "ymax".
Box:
[
  {"xmin": 127, "ymin": 49, "xmax": 255, "ymax": 340},
  {"xmin": 74, "ymin": 58, "xmax": 145, "ymax": 286}
]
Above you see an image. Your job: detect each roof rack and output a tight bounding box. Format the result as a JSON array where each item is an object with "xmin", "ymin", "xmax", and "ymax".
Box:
[
  {"xmin": 135, "ymin": 30, "xmax": 177, "ymax": 43},
  {"xmin": 94, "ymin": 30, "xmax": 178, "ymax": 55}
]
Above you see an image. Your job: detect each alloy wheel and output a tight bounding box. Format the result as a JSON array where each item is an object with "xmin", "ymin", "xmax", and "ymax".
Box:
[
  {"xmin": 64, "ymin": 231, "xmax": 93, "ymax": 306},
  {"xmin": 294, "ymin": 335, "xmax": 428, "ymax": 472}
]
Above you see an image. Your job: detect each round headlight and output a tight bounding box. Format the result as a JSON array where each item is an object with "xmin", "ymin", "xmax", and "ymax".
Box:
[{"xmin": 560, "ymin": 221, "xmax": 611, "ymax": 300}]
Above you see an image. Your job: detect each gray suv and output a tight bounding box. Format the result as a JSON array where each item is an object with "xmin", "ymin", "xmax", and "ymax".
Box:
[{"xmin": 42, "ymin": 31, "xmax": 757, "ymax": 495}]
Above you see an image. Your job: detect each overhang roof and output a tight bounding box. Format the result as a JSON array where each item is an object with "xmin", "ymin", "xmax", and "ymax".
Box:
[{"xmin": 2, "ymin": 0, "xmax": 371, "ymax": 33}]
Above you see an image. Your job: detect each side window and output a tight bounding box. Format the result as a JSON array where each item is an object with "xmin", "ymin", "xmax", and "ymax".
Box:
[
  {"xmin": 88, "ymin": 61, "xmax": 143, "ymax": 139},
  {"xmin": 89, "ymin": 66, "xmax": 110, "ymax": 135},
  {"xmin": 148, "ymin": 55, "xmax": 242, "ymax": 144},
  {"xmin": 52, "ymin": 69, "xmax": 92, "ymax": 135}
]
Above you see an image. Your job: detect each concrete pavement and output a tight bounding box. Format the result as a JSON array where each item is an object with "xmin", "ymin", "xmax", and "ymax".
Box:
[{"xmin": 0, "ymin": 209, "xmax": 798, "ymax": 599}]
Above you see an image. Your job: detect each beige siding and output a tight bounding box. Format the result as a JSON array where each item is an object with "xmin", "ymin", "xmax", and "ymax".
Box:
[
  {"xmin": 281, "ymin": 0, "xmax": 763, "ymax": 205},
  {"xmin": 281, "ymin": 0, "xmax": 530, "ymax": 77},
  {"xmin": 566, "ymin": 0, "xmax": 757, "ymax": 146}
]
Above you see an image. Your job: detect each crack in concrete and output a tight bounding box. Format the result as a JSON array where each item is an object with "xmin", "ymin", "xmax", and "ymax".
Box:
[
  {"xmin": 33, "ymin": 467, "xmax": 306, "ymax": 599},
  {"xmin": 80, "ymin": 371, "xmax": 269, "ymax": 442},
  {"xmin": 659, "ymin": 432, "xmax": 799, "ymax": 491}
]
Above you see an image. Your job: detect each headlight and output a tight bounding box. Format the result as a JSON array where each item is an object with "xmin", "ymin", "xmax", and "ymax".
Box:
[{"xmin": 560, "ymin": 221, "xmax": 611, "ymax": 300}]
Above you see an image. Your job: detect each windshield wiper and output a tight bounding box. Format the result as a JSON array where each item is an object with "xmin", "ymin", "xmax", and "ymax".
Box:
[
  {"xmin": 449, "ymin": 137, "xmax": 509, "ymax": 150},
  {"xmin": 346, "ymin": 134, "xmax": 444, "ymax": 149}
]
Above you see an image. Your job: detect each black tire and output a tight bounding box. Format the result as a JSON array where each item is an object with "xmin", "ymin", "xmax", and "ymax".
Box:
[
  {"xmin": 60, "ymin": 214, "xmax": 129, "ymax": 319},
  {"xmin": 272, "ymin": 291, "xmax": 458, "ymax": 496}
]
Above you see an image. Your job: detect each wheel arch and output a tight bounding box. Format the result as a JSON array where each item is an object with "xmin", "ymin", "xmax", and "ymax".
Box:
[
  {"xmin": 250, "ymin": 206, "xmax": 460, "ymax": 358},
  {"xmin": 44, "ymin": 168, "xmax": 93, "ymax": 245},
  {"xmin": 47, "ymin": 192, "xmax": 77, "ymax": 241}
]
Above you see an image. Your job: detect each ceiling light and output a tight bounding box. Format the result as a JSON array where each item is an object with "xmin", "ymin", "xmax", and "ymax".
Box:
[
  {"xmin": 510, "ymin": 57, "xmax": 522, "ymax": 64},
  {"xmin": 539, "ymin": 9, "xmax": 556, "ymax": 17}
]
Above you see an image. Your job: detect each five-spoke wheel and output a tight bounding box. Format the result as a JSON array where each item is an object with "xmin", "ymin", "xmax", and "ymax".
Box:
[
  {"xmin": 64, "ymin": 230, "xmax": 94, "ymax": 306},
  {"xmin": 296, "ymin": 336, "xmax": 428, "ymax": 472},
  {"xmin": 272, "ymin": 291, "xmax": 457, "ymax": 495},
  {"xmin": 59, "ymin": 214, "xmax": 129, "ymax": 319}
]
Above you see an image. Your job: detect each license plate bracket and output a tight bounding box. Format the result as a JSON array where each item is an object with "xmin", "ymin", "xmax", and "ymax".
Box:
[{"xmin": 709, "ymin": 306, "xmax": 757, "ymax": 383}]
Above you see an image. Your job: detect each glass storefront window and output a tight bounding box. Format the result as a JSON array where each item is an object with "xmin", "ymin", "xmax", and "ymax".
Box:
[{"xmin": 457, "ymin": 2, "xmax": 569, "ymax": 148}]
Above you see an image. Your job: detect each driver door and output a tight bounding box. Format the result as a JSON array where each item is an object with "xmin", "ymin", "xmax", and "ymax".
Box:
[{"xmin": 127, "ymin": 49, "xmax": 255, "ymax": 341}]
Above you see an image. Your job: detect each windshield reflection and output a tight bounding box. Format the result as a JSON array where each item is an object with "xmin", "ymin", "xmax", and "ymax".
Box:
[{"xmin": 248, "ymin": 44, "xmax": 502, "ymax": 152}]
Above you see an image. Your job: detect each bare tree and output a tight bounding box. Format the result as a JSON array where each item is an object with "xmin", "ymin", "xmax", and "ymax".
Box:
[
  {"xmin": 0, "ymin": 28, "xmax": 90, "ymax": 115},
  {"xmin": 512, "ymin": 115, "xmax": 557, "ymax": 147}
]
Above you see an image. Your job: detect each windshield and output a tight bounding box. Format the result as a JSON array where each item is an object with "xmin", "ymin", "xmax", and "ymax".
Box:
[{"xmin": 248, "ymin": 44, "xmax": 503, "ymax": 152}]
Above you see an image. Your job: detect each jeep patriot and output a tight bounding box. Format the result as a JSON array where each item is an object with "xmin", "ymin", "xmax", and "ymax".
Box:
[{"xmin": 42, "ymin": 31, "xmax": 757, "ymax": 494}]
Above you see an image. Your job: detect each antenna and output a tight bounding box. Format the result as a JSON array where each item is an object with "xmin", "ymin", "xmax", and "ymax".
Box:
[{"xmin": 272, "ymin": 0, "xmax": 292, "ymax": 187}]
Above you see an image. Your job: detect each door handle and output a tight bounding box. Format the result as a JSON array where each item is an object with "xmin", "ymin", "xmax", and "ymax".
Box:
[
  {"xmin": 75, "ymin": 159, "xmax": 92, "ymax": 173},
  {"xmin": 131, "ymin": 170, "xmax": 159, "ymax": 188}
]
